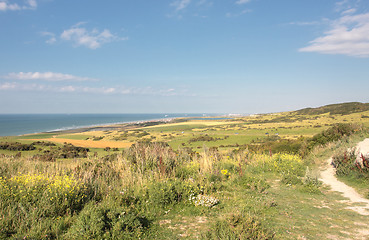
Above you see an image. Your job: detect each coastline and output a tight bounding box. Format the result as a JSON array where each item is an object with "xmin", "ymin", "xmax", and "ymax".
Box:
[
  {"xmin": 0, "ymin": 113, "xmax": 204, "ymax": 137},
  {"xmin": 1, "ymin": 113, "xmax": 232, "ymax": 137},
  {"xmin": 23, "ymin": 117, "xmax": 183, "ymax": 136}
]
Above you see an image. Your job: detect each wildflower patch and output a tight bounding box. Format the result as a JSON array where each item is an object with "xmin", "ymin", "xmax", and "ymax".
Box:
[{"xmin": 0, "ymin": 173, "xmax": 89, "ymax": 216}]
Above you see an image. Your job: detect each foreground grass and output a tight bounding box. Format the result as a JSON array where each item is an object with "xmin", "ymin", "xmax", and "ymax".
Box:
[
  {"xmin": 1, "ymin": 105, "xmax": 369, "ymax": 239},
  {"xmin": 1, "ymin": 138, "xmax": 368, "ymax": 239}
]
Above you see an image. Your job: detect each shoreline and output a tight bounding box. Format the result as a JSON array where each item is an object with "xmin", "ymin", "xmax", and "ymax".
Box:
[
  {"xmin": 22, "ymin": 117, "xmax": 184, "ymax": 136},
  {"xmin": 1, "ymin": 114, "xmax": 233, "ymax": 137}
]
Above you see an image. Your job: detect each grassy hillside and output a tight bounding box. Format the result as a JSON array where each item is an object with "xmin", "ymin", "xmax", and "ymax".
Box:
[
  {"xmin": 1, "ymin": 103, "xmax": 369, "ymax": 239},
  {"xmin": 2, "ymin": 102, "xmax": 368, "ymax": 157},
  {"xmin": 295, "ymin": 102, "xmax": 369, "ymax": 115}
]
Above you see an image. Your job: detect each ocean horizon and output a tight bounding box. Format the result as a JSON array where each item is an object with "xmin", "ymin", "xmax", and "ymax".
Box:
[{"xmin": 0, "ymin": 113, "xmax": 209, "ymax": 137}]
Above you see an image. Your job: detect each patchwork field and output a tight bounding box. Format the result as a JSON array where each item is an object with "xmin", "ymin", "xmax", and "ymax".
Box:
[{"xmin": 1, "ymin": 108, "xmax": 366, "ymax": 154}]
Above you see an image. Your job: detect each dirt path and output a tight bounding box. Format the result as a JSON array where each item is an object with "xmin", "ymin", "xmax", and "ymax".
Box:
[{"xmin": 319, "ymin": 139, "xmax": 369, "ymax": 216}]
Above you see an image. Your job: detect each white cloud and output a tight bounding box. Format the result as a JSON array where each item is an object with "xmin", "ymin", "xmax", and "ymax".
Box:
[
  {"xmin": 0, "ymin": 82, "xmax": 126, "ymax": 94},
  {"xmin": 59, "ymin": 86, "xmax": 76, "ymax": 93},
  {"xmin": 168, "ymin": 0, "xmax": 213, "ymax": 18},
  {"xmin": 288, "ymin": 21, "xmax": 321, "ymax": 26},
  {"xmin": 159, "ymin": 88, "xmax": 177, "ymax": 96},
  {"xmin": 41, "ymin": 32, "xmax": 56, "ymax": 44},
  {"xmin": 0, "ymin": 1, "xmax": 21, "ymax": 11},
  {"xmin": 334, "ymin": 0, "xmax": 360, "ymax": 16},
  {"xmin": 197, "ymin": 0, "xmax": 212, "ymax": 6},
  {"xmin": 3, "ymin": 72, "xmax": 98, "ymax": 82},
  {"xmin": 103, "ymin": 87, "xmax": 116, "ymax": 94},
  {"xmin": 342, "ymin": 8, "xmax": 357, "ymax": 15},
  {"xmin": 171, "ymin": 0, "xmax": 191, "ymax": 11},
  {"xmin": 0, "ymin": 82, "xmax": 44, "ymax": 91},
  {"xmin": 299, "ymin": 12, "xmax": 369, "ymax": 57},
  {"xmin": 235, "ymin": 0, "xmax": 251, "ymax": 5},
  {"xmin": 0, "ymin": 0, "xmax": 37, "ymax": 11},
  {"xmin": 226, "ymin": 9, "xmax": 251, "ymax": 18},
  {"xmin": 0, "ymin": 82, "xmax": 17, "ymax": 90},
  {"xmin": 60, "ymin": 23, "xmax": 126, "ymax": 49},
  {"xmin": 27, "ymin": 0, "xmax": 36, "ymax": 8},
  {"xmin": 0, "ymin": 82, "xmax": 185, "ymax": 96}
]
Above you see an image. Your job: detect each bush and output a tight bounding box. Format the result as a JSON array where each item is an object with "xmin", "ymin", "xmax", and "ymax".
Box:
[
  {"xmin": 332, "ymin": 149, "xmax": 369, "ymax": 177},
  {"xmin": 66, "ymin": 200, "xmax": 149, "ymax": 239},
  {"xmin": 58, "ymin": 144, "xmax": 89, "ymax": 158},
  {"xmin": 307, "ymin": 123, "xmax": 361, "ymax": 151},
  {"xmin": 248, "ymin": 138, "xmax": 304, "ymax": 155},
  {"xmin": 188, "ymin": 135, "xmax": 221, "ymax": 143},
  {"xmin": 145, "ymin": 179, "xmax": 202, "ymax": 207},
  {"xmin": 204, "ymin": 212, "xmax": 275, "ymax": 239},
  {"xmin": 32, "ymin": 141, "xmax": 56, "ymax": 147},
  {"xmin": 0, "ymin": 142, "xmax": 36, "ymax": 151}
]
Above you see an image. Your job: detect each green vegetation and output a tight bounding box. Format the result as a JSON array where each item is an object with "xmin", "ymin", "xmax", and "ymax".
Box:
[
  {"xmin": 0, "ymin": 142, "xmax": 36, "ymax": 151},
  {"xmin": 332, "ymin": 148, "xmax": 369, "ymax": 198},
  {"xmin": 306, "ymin": 123, "xmax": 362, "ymax": 151},
  {"xmin": 295, "ymin": 102, "xmax": 369, "ymax": 115},
  {"xmin": 1, "ymin": 102, "xmax": 369, "ymax": 239}
]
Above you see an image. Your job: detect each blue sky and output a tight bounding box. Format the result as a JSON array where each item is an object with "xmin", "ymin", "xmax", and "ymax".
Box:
[{"xmin": 1, "ymin": 0, "xmax": 369, "ymax": 114}]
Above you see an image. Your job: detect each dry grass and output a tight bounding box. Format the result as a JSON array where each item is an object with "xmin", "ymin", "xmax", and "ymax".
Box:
[
  {"xmin": 27, "ymin": 138, "xmax": 132, "ymax": 148},
  {"xmin": 142, "ymin": 120, "xmax": 241, "ymax": 129}
]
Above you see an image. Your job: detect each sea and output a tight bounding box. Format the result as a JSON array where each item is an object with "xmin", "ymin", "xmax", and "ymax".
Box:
[{"xmin": 0, "ymin": 113, "xmax": 207, "ymax": 137}]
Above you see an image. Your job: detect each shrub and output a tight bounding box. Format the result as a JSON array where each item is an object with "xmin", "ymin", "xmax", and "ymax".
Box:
[
  {"xmin": 307, "ymin": 123, "xmax": 361, "ymax": 151},
  {"xmin": 188, "ymin": 135, "xmax": 220, "ymax": 143},
  {"xmin": 332, "ymin": 149, "xmax": 369, "ymax": 177},
  {"xmin": 204, "ymin": 212, "xmax": 275, "ymax": 239},
  {"xmin": 0, "ymin": 142, "xmax": 36, "ymax": 151},
  {"xmin": 58, "ymin": 144, "xmax": 89, "ymax": 158},
  {"xmin": 145, "ymin": 179, "xmax": 202, "ymax": 207},
  {"xmin": 248, "ymin": 138, "xmax": 304, "ymax": 155},
  {"xmin": 32, "ymin": 141, "xmax": 56, "ymax": 147},
  {"xmin": 66, "ymin": 200, "xmax": 149, "ymax": 239}
]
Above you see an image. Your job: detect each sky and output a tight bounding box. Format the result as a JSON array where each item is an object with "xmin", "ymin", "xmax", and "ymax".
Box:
[{"xmin": 1, "ymin": 0, "xmax": 369, "ymax": 114}]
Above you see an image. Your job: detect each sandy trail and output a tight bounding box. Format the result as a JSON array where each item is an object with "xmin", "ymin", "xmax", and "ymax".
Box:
[{"xmin": 319, "ymin": 139, "xmax": 369, "ymax": 216}]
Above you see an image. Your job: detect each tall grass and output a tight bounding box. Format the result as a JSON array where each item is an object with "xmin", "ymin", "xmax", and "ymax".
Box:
[{"xmin": 0, "ymin": 135, "xmax": 358, "ymax": 239}]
